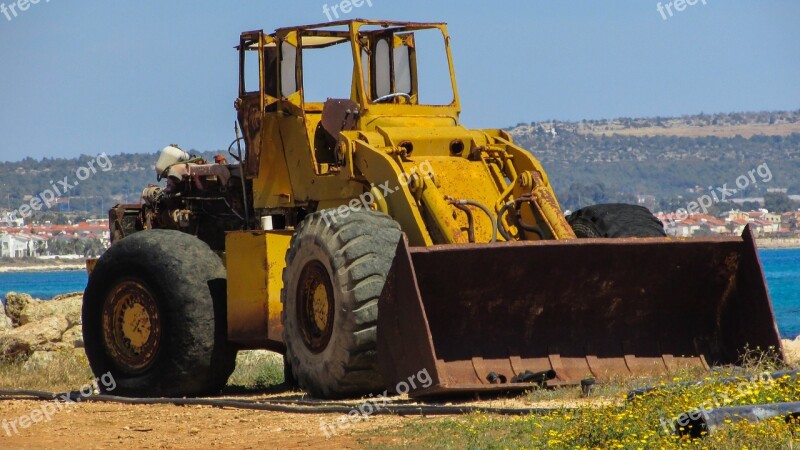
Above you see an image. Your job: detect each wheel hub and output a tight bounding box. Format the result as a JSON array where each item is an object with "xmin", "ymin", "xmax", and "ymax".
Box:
[
  {"xmin": 102, "ymin": 280, "xmax": 161, "ymax": 374},
  {"xmin": 121, "ymin": 303, "xmax": 152, "ymax": 349},
  {"xmin": 297, "ymin": 261, "xmax": 335, "ymax": 353}
]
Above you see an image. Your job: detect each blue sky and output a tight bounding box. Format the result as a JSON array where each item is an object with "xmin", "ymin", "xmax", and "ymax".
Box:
[{"xmin": 0, "ymin": 0, "xmax": 797, "ymax": 161}]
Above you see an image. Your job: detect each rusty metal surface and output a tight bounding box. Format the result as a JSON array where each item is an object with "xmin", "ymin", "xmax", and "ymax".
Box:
[
  {"xmin": 321, "ymin": 99, "xmax": 360, "ymax": 138},
  {"xmin": 273, "ymin": 19, "xmax": 448, "ymax": 36},
  {"xmin": 108, "ymin": 204, "xmax": 143, "ymax": 244},
  {"xmin": 377, "ymin": 225, "xmax": 783, "ymax": 397},
  {"xmin": 528, "ymin": 170, "xmax": 576, "ymax": 240},
  {"xmin": 187, "ymin": 164, "xmax": 232, "ymax": 186}
]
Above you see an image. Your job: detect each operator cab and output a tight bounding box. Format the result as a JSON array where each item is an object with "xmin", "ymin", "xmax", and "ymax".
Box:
[{"xmin": 236, "ymin": 20, "xmax": 459, "ymax": 176}]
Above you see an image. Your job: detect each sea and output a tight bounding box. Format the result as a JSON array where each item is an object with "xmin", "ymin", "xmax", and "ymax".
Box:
[{"xmin": 1, "ymin": 249, "xmax": 798, "ymax": 338}]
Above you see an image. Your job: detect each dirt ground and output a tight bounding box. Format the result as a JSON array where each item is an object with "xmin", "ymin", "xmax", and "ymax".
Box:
[
  {"xmin": 0, "ymin": 398, "xmax": 417, "ymax": 449},
  {"xmin": 0, "ymin": 389, "xmax": 612, "ymax": 449}
]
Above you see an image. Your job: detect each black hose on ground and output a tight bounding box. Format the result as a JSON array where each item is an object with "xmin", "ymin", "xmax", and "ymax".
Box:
[
  {"xmin": 676, "ymin": 401, "xmax": 800, "ymax": 438},
  {"xmin": 0, "ymin": 389, "xmax": 569, "ymax": 417}
]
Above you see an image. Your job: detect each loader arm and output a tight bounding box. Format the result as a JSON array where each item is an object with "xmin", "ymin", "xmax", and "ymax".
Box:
[{"xmin": 347, "ymin": 127, "xmax": 576, "ymax": 245}]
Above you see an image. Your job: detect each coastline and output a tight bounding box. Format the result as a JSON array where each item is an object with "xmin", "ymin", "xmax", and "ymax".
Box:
[
  {"xmin": 756, "ymin": 238, "xmax": 800, "ymax": 250},
  {"xmin": 0, "ymin": 237, "xmax": 797, "ymax": 274},
  {"xmin": 0, "ymin": 263, "xmax": 86, "ymax": 273}
]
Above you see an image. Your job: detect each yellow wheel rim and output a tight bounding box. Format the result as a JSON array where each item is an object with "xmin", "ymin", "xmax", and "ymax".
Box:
[
  {"xmin": 102, "ymin": 280, "xmax": 161, "ymax": 374},
  {"xmin": 297, "ymin": 261, "xmax": 335, "ymax": 353},
  {"xmin": 311, "ymin": 283, "xmax": 330, "ymax": 332}
]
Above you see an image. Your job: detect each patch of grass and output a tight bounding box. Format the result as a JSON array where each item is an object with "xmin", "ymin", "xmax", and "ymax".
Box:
[
  {"xmin": 226, "ymin": 350, "xmax": 284, "ymax": 388},
  {"xmin": 523, "ymin": 370, "xmax": 707, "ymax": 405},
  {"xmin": 0, "ymin": 349, "xmax": 287, "ymax": 394},
  {"xmin": 0, "ymin": 349, "xmax": 94, "ymax": 392},
  {"xmin": 391, "ymin": 359, "xmax": 800, "ymax": 449}
]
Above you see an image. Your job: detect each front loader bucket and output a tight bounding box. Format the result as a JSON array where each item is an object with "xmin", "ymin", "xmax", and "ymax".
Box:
[{"xmin": 377, "ymin": 225, "xmax": 783, "ymax": 397}]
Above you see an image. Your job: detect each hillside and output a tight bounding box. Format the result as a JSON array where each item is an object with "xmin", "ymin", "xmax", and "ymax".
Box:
[
  {"xmin": 507, "ymin": 110, "xmax": 800, "ymax": 211},
  {"xmin": 0, "ymin": 110, "xmax": 798, "ymax": 218},
  {"xmin": 525, "ymin": 110, "xmax": 800, "ymax": 138},
  {"xmin": 0, "ymin": 151, "xmax": 217, "ymax": 220}
]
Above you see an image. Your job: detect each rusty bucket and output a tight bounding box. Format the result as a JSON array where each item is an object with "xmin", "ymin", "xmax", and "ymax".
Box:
[{"xmin": 377, "ymin": 225, "xmax": 783, "ymax": 397}]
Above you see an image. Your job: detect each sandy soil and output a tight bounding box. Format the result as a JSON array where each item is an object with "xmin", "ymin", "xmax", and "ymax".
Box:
[
  {"xmin": 0, "ymin": 398, "xmax": 418, "ymax": 449},
  {"xmin": 0, "ymin": 388, "xmax": 612, "ymax": 449}
]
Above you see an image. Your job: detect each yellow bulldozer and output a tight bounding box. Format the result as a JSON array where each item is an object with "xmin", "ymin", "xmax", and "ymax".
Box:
[{"xmin": 83, "ymin": 20, "xmax": 783, "ymax": 399}]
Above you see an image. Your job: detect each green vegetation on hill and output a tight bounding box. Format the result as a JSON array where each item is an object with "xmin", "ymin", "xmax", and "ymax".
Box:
[
  {"xmin": 508, "ymin": 110, "xmax": 800, "ymax": 212},
  {"xmin": 0, "ymin": 111, "xmax": 798, "ymax": 217},
  {"xmin": 0, "ymin": 151, "xmax": 218, "ymax": 218}
]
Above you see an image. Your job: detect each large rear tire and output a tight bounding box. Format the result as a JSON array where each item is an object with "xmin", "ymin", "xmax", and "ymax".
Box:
[
  {"xmin": 567, "ymin": 204, "xmax": 666, "ymax": 238},
  {"xmin": 82, "ymin": 230, "xmax": 236, "ymax": 397},
  {"xmin": 281, "ymin": 210, "xmax": 401, "ymax": 398}
]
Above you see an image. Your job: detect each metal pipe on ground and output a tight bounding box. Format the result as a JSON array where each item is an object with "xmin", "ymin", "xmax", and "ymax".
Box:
[{"xmin": 676, "ymin": 401, "xmax": 800, "ymax": 438}]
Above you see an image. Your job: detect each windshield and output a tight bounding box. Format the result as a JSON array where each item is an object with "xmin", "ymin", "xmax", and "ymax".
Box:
[{"xmin": 359, "ymin": 27, "xmax": 455, "ymax": 106}]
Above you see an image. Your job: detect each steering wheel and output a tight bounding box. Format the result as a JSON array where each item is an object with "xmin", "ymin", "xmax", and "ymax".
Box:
[{"xmin": 373, "ymin": 93, "xmax": 412, "ymax": 104}]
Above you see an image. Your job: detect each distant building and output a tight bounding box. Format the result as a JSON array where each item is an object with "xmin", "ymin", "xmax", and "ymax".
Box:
[
  {"xmin": 0, "ymin": 233, "xmax": 46, "ymax": 258},
  {"xmin": 0, "ymin": 219, "xmax": 110, "ymax": 257},
  {"xmin": 659, "ymin": 209, "xmax": 788, "ymax": 238},
  {"xmin": 0, "ymin": 212, "xmax": 24, "ymax": 228},
  {"xmin": 726, "ymin": 218, "xmax": 750, "ymax": 236}
]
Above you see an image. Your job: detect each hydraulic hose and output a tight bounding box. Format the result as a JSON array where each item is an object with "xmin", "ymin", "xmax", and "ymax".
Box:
[
  {"xmin": 447, "ymin": 198, "xmax": 497, "ymax": 243},
  {"xmin": 497, "ymin": 198, "xmax": 545, "ymax": 241},
  {"xmin": 452, "ymin": 203, "xmax": 476, "ymax": 243},
  {"xmin": 227, "ymin": 136, "xmax": 245, "ymax": 162},
  {"xmin": 516, "ymin": 218, "xmax": 545, "ymax": 240},
  {"xmin": 497, "ymin": 201, "xmax": 515, "ymax": 242}
]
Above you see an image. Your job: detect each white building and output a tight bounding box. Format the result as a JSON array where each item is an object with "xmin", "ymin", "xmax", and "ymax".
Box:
[
  {"xmin": 0, "ymin": 233, "xmax": 46, "ymax": 258},
  {"xmin": 0, "ymin": 212, "xmax": 24, "ymax": 228}
]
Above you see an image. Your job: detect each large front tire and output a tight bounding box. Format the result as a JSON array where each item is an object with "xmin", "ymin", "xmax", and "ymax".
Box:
[
  {"xmin": 82, "ymin": 230, "xmax": 236, "ymax": 397},
  {"xmin": 281, "ymin": 210, "xmax": 401, "ymax": 399}
]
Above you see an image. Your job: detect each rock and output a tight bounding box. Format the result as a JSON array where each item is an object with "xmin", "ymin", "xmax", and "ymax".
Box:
[
  {"xmin": 22, "ymin": 351, "xmax": 59, "ymax": 371},
  {"xmin": 783, "ymin": 337, "xmax": 800, "ymax": 365},
  {"xmin": 0, "ymin": 316, "xmax": 70, "ymax": 360},
  {"xmin": 72, "ymin": 347, "xmax": 88, "ymax": 361},
  {"xmin": 0, "ymin": 301, "xmax": 11, "ymax": 331},
  {"xmin": 51, "ymin": 292, "xmax": 84, "ymax": 302},
  {"xmin": 20, "ymin": 296, "xmax": 83, "ymax": 328},
  {"xmin": 39, "ymin": 341, "xmax": 73, "ymax": 352},
  {"xmin": 62, "ymin": 326, "xmax": 84, "ymax": 348},
  {"xmin": 5, "ymin": 292, "xmax": 34, "ymax": 326}
]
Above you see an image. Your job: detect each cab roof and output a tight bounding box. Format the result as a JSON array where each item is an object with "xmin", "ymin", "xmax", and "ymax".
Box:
[{"xmin": 271, "ymin": 19, "xmax": 446, "ymax": 35}]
